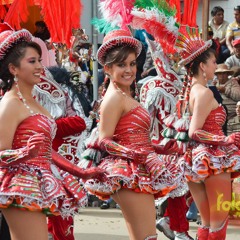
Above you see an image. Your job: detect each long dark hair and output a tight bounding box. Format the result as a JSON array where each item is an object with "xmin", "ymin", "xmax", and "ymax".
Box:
[
  {"xmin": 0, "ymin": 41, "xmax": 42, "ymax": 93},
  {"xmin": 185, "ymin": 48, "xmax": 216, "ymax": 76}
]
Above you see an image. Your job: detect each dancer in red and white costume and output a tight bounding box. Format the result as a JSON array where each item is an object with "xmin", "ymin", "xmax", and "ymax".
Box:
[{"xmin": 0, "ymin": 23, "xmax": 105, "ymax": 240}]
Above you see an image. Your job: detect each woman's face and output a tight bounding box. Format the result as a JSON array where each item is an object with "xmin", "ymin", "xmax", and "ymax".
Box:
[
  {"xmin": 203, "ymin": 53, "xmax": 217, "ymax": 81},
  {"xmin": 105, "ymin": 52, "xmax": 137, "ymax": 88},
  {"xmin": 14, "ymin": 47, "xmax": 42, "ymax": 85}
]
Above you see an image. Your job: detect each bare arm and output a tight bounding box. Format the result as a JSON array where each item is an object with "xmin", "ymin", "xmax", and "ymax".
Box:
[
  {"xmin": 188, "ymin": 86, "xmax": 217, "ymax": 137},
  {"xmin": 226, "ymin": 35, "xmax": 234, "ymax": 55},
  {"xmin": 0, "ymin": 97, "xmax": 45, "ymax": 165},
  {"xmin": 98, "ymin": 92, "xmax": 124, "ymax": 141},
  {"xmin": 0, "ymin": 97, "xmax": 25, "ymax": 151}
]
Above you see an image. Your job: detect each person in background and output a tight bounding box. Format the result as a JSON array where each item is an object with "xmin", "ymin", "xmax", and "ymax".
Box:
[
  {"xmin": 134, "ymin": 29, "xmax": 154, "ymax": 81},
  {"xmin": 209, "ymin": 6, "xmax": 230, "ymax": 63},
  {"xmin": 214, "ymin": 64, "xmax": 240, "ymax": 135},
  {"xmin": 226, "ymin": 6, "xmax": 240, "ymax": 55},
  {"xmin": 33, "ymin": 20, "xmax": 51, "ymax": 42},
  {"xmin": 225, "ymin": 38, "xmax": 240, "ymax": 68},
  {"xmin": 141, "ymin": 47, "xmax": 157, "ymax": 78}
]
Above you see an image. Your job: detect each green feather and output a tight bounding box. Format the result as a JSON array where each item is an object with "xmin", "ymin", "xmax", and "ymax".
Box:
[
  {"xmin": 91, "ymin": 17, "xmax": 119, "ymax": 34},
  {"xmin": 134, "ymin": 0, "xmax": 155, "ymax": 9},
  {"xmin": 135, "ymin": 0, "xmax": 176, "ymax": 18}
]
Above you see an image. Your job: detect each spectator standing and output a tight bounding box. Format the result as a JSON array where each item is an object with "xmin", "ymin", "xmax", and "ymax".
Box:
[
  {"xmin": 226, "ymin": 6, "xmax": 240, "ymax": 55},
  {"xmin": 209, "ymin": 6, "xmax": 230, "ymax": 63}
]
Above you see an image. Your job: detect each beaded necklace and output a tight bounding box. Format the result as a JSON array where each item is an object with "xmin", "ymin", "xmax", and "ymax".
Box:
[
  {"xmin": 15, "ymin": 79, "xmax": 34, "ymax": 115},
  {"xmin": 113, "ymin": 81, "xmax": 132, "ymax": 98}
]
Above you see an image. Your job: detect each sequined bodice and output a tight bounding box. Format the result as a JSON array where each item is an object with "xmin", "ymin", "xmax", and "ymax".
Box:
[
  {"xmin": 202, "ymin": 105, "xmax": 226, "ymax": 135},
  {"xmin": 113, "ymin": 106, "xmax": 153, "ymax": 150},
  {"xmin": 12, "ymin": 114, "xmax": 56, "ymax": 166}
]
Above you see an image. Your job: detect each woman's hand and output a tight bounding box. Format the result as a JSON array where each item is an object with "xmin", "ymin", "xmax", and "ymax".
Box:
[{"xmin": 27, "ymin": 133, "xmax": 45, "ymax": 158}]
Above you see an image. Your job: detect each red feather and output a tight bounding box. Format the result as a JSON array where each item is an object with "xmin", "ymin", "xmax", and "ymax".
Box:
[
  {"xmin": 189, "ymin": 0, "xmax": 199, "ymax": 27},
  {"xmin": 0, "ymin": 0, "xmax": 12, "ymax": 4},
  {"xmin": 168, "ymin": 0, "xmax": 181, "ymax": 23},
  {"xmin": 5, "ymin": 0, "xmax": 82, "ymax": 48},
  {"xmin": 38, "ymin": 0, "xmax": 82, "ymax": 48},
  {"xmin": 182, "ymin": 0, "xmax": 190, "ymax": 25},
  {"xmin": 0, "ymin": 5, "xmax": 7, "ymax": 20},
  {"xmin": 4, "ymin": 0, "xmax": 35, "ymax": 30},
  {"xmin": 132, "ymin": 16, "xmax": 177, "ymax": 54},
  {"xmin": 182, "ymin": 0, "xmax": 199, "ymax": 26},
  {"xmin": 99, "ymin": 0, "xmax": 135, "ymax": 30}
]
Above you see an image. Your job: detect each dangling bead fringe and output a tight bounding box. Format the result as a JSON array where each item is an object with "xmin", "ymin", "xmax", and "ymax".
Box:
[
  {"xmin": 160, "ymin": 137, "xmax": 172, "ymax": 146},
  {"xmin": 161, "ymin": 113, "xmax": 177, "ymax": 139},
  {"xmin": 163, "ymin": 113, "xmax": 178, "ymax": 128},
  {"xmin": 174, "ymin": 113, "xmax": 190, "ymax": 132},
  {"xmin": 162, "ymin": 128, "xmax": 176, "ymax": 138}
]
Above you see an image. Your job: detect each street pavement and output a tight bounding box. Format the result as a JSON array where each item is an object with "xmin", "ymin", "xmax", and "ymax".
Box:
[{"xmin": 74, "ymin": 207, "xmax": 240, "ymax": 240}]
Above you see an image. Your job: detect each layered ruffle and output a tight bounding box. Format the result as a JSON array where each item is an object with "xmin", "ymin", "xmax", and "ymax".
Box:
[
  {"xmin": 0, "ymin": 164, "xmax": 87, "ymax": 217},
  {"xmin": 85, "ymin": 153, "xmax": 187, "ymax": 200},
  {"xmin": 179, "ymin": 142, "xmax": 240, "ymax": 182}
]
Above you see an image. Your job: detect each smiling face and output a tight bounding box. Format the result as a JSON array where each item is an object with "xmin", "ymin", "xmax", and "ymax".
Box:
[
  {"xmin": 16, "ymin": 47, "xmax": 42, "ymax": 84},
  {"xmin": 12, "ymin": 47, "xmax": 43, "ymax": 85},
  {"xmin": 104, "ymin": 52, "xmax": 137, "ymax": 88}
]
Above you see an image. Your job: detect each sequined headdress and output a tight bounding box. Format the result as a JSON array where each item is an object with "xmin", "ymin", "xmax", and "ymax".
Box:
[
  {"xmin": 175, "ymin": 25, "xmax": 212, "ymax": 66},
  {"xmin": 0, "ymin": 22, "xmax": 32, "ymax": 60},
  {"xmin": 96, "ymin": 29, "xmax": 142, "ymax": 66}
]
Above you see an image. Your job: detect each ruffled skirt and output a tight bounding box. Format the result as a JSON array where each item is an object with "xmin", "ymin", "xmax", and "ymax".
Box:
[
  {"xmin": 0, "ymin": 163, "xmax": 87, "ymax": 217},
  {"xmin": 179, "ymin": 142, "xmax": 240, "ymax": 182},
  {"xmin": 85, "ymin": 152, "xmax": 188, "ymax": 200}
]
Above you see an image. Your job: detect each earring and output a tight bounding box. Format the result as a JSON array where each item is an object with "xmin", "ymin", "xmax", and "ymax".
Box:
[
  {"xmin": 134, "ymin": 79, "xmax": 139, "ymax": 101},
  {"xmin": 14, "ymin": 75, "xmax": 18, "ymax": 82},
  {"xmin": 203, "ymin": 71, "xmax": 207, "ymax": 81}
]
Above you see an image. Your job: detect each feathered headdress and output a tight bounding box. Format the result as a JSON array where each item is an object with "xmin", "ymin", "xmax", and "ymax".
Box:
[
  {"xmin": 131, "ymin": 0, "xmax": 179, "ymax": 54},
  {"xmin": 4, "ymin": 0, "xmax": 82, "ymax": 48},
  {"xmin": 93, "ymin": 0, "xmax": 142, "ymax": 66},
  {"xmin": 175, "ymin": 25, "xmax": 212, "ymax": 66},
  {"xmin": 172, "ymin": 0, "xmax": 212, "ymax": 66},
  {"xmin": 93, "ymin": 0, "xmax": 135, "ymax": 34}
]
